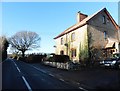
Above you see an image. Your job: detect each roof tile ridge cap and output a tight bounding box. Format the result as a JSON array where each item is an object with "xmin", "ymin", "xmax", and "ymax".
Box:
[{"xmin": 83, "ymin": 7, "xmax": 106, "ymax": 22}]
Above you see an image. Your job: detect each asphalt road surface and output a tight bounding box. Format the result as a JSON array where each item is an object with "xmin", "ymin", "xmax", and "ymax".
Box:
[{"xmin": 2, "ymin": 59, "xmax": 82, "ymax": 90}]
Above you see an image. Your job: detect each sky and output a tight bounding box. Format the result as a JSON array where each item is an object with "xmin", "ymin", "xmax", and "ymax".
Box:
[
  {"xmin": 118, "ymin": 1, "xmax": 120, "ymax": 25},
  {"xmin": 2, "ymin": 2, "xmax": 119, "ymax": 54}
]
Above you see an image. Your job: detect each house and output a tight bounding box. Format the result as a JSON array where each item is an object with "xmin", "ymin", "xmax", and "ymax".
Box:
[
  {"xmin": 118, "ymin": 26, "xmax": 120, "ymax": 52},
  {"xmin": 54, "ymin": 8, "xmax": 120, "ymax": 63}
]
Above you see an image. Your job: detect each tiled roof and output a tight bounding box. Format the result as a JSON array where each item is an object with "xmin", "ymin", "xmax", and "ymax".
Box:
[{"xmin": 54, "ymin": 8, "xmax": 119, "ymax": 39}]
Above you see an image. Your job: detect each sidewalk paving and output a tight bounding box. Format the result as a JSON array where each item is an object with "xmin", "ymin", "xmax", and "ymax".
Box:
[{"xmin": 32, "ymin": 63, "xmax": 120, "ymax": 90}]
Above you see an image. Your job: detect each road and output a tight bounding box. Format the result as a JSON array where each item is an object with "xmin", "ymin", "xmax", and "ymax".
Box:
[
  {"xmin": 3, "ymin": 58, "xmax": 120, "ymax": 90},
  {"xmin": 30, "ymin": 62, "xmax": 120, "ymax": 90},
  {"xmin": 2, "ymin": 59, "xmax": 81, "ymax": 90}
]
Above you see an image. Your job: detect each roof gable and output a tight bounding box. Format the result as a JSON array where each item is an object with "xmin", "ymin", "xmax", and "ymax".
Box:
[
  {"xmin": 104, "ymin": 9, "xmax": 119, "ymax": 30},
  {"xmin": 54, "ymin": 8, "xmax": 119, "ymax": 39}
]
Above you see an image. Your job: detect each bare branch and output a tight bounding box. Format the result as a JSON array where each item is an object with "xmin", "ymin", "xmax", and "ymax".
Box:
[{"xmin": 9, "ymin": 31, "xmax": 41, "ymax": 57}]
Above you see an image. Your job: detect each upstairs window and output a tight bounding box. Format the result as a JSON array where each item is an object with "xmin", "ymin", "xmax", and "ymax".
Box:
[
  {"xmin": 71, "ymin": 32, "xmax": 75, "ymax": 41},
  {"xmin": 104, "ymin": 31, "xmax": 107, "ymax": 39},
  {"xmin": 61, "ymin": 37, "xmax": 64, "ymax": 45},
  {"xmin": 102, "ymin": 15, "xmax": 106, "ymax": 24}
]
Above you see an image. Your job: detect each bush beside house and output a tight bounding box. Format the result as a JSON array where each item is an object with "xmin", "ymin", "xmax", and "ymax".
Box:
[
  {"xmin": 25, "ymin": 54, "xmax": 46, "ymax": 63},
  {"xmin": 11, "ymin": 53, "xmax": 46, "ymax": 63}
]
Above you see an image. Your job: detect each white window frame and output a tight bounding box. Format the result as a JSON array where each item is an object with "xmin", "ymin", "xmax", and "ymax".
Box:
[
  {"xmin": 104, "ymin": 31, "xmax": 107, "ymax": 39},
  {"xmin": 71, "ymin": 32, "xmax": 75, "ymax": 41},
  {"xmin": 102, "ymin": 15, "xmax": 106, "ymax": 24},
  {"xmin": 61, "ymin": 37, "xmax": 64, "ymax": 45}
]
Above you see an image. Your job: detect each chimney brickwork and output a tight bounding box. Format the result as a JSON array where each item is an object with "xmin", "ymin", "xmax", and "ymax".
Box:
[{"xmin": 77, "ymin": 11, "xmax": 88, "ymax": 23}]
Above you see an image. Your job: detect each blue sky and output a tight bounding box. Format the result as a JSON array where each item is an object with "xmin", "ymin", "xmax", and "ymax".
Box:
[{"xmin": 2, "ymin": 2, "xmax": 118, "ymax": 54}]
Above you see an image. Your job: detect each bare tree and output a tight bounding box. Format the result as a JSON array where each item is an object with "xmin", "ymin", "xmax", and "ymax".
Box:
[{"xmin": 9, "ymin": 31, "xmax": 41, "ymax": 57}]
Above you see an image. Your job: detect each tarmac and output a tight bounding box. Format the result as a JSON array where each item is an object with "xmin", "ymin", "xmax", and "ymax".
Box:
[{"xmin": 35, "ymin": 63, "xmax": 120, "ymax": 90}]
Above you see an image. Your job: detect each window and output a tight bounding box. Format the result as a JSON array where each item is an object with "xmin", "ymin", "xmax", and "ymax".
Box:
[
  {"xmin": 60, "ymin": 50, "xmax": 64, "ymax": 55},
  {"xmin": 106, "ymin": 18, "xmax": 110, "ymax": 23},
  {"xmin": 61, "ymin": 38, "xmax": 63, "ymax": 45},
  {"xmin": 102, "ymin": 15, "xmax": 106, "ymax": 24},
  {"xmin": 71, "ymin": 49, "xmax": 76, "ymax": 57},
  {"xmin": 71, "ymin": 32, "xmax": 75, "ymax": 41},
  {"xmin": 104, "ymin": 31, "xmax": 107, "ymax": 39}
]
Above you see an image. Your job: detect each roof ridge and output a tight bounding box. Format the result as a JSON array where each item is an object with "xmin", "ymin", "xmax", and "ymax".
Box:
[{"xmin": 54, "ymin": 7, "xmax": 118, "ymax": 39}]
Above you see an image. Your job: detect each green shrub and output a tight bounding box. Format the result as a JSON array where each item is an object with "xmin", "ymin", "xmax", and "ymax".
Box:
[
  {"xmin": 46, "ymin": 54, "xmax": 70, "ymax": 63},
  {"xmin": 25, "ymin": 54, "xmax": 46, "ymax": 63}
]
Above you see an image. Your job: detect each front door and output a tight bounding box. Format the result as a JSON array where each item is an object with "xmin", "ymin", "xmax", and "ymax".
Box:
[{"xmin": 60, "ymin": 50, "xmax": 64, "ymax": 55}]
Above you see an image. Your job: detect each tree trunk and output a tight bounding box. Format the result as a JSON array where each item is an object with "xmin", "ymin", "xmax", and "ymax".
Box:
[{"xmin": 22, "ymin": 51, "xmax": 25, "ymax": 58}]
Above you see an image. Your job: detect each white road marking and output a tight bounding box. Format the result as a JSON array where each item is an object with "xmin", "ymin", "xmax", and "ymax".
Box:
[
  {"xmin": 77, "ymin": 82, "xmax": 80, "ymax": 85},
  {"xmin": 22, "ymin": 76, "xmax": 32, "ymax": 91},
  {"xmin": 11, "ymin": 60, "xmax": 32, "ymax": 90},
  {"xmin": 59, "ymin": 78, "xmax": 64, "ymax": 82},
  {"xmin": 41, "ymin": 70, "xmax": 47, "ymax": 73},
  {"xmin": 31, "ymin": 66, "xmax": 47, "ymax": 74},
  {"xmin": 31, "ymin": 65, "xmax": 69, "ymax": 84},
  {"xmin": 15, "ymin": 63, "xmax": 17, "ymax": 66},
  {"xmin": 12, "ymin": 62, "xmax": 87, "ymax": 91},
  {"xmin": 12, "ymin": 61, "xmax": 17, "ymax": 66},
  {"xmin": 79, "ymin": 86, "xmax": 88, "ymax": 91},
  {"xmin": 16, "ymin": 67, "xmax": 21, "ymax": 72},
  {"xmin": 32, "ymin": 66, "xmax": 39, "ymax": 70},
  {"xmin": 49, "ymin": 73, "xmax": 54, "ymax": 77},
  {"xmin": 12, "ymin": 60, "xmax": 21, "ymax": 73},
  {"xmin": 14, "ymin": 63, "xmax": 17, "ymax": 67}
]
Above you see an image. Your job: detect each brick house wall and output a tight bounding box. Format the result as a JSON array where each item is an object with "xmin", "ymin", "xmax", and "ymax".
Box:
[{"xmin": 87, "ymin": 10, "xmax": 119, "ymax": 60}]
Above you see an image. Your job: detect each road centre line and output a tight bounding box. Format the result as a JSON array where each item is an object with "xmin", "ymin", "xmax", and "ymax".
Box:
[
  {"xmin": 79, "ymin": 86, "xmax": 88, "ymax": 91},
  {"xmin": 12, "ymin": 60, "xmax": 17, "ymax": 67},
  {"xmin": 14, "ymin": 63, "xmax": 17, "ymax": 67},
  {"xmin": 31, "ymin": 65, "xmax": 47, "ymax": 74},
  {"xmin": 41, "ymin": 70, "xmax": 47, "ymax": 73},
  {"xmin": 12, "ymin": 60, "xmax": 17, "ymax": 66},
  {"xmin": 12, "ymin": 61, "xmax": 19, "ymax": 70},
  {"xmin": 49, "ymin": 73, "xmax": 54, "ymax": 77},
  {"xmin": 59, "ymin": 78, "xmax": 64, "ymax": 82},
  {"xmin": 12, "ymin": 60, "xmax": 32, "ymax": 90},
  {"xmin": 16, "ymin": 67, "xmax": 21, "ymax": 73},
  {"xmin": 22, "ymin": 76, "xmax": 32, "ymax": 91}
]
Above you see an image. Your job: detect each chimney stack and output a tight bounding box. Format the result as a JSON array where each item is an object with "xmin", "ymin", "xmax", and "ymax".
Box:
[{"xmin": 77, "ymin": 11, "xmax": 88, "ymax": 23}]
